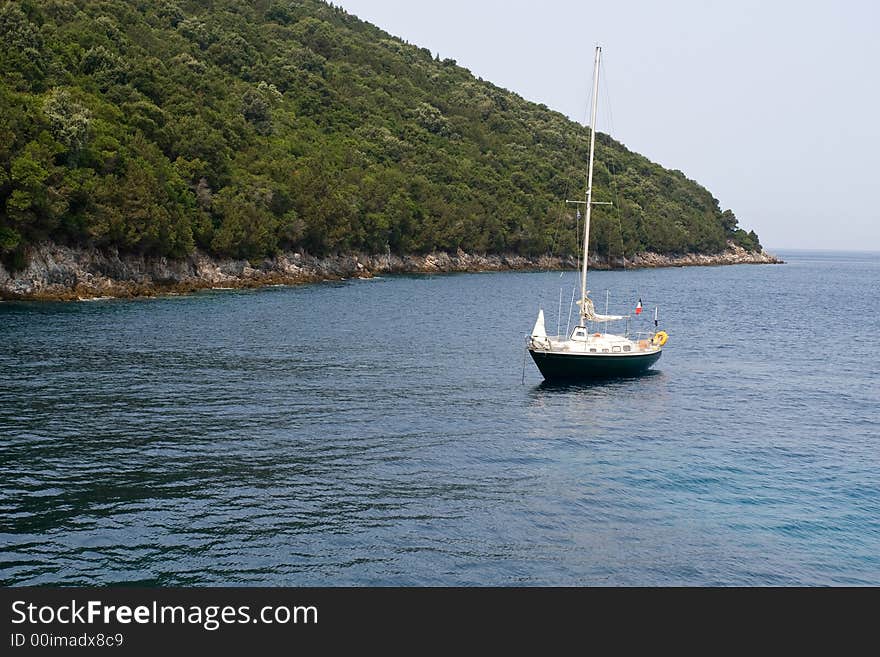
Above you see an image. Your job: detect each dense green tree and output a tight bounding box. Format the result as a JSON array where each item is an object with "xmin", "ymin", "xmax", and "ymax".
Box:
[
  {"xmin": 241, "ymin": 85, "xmax": 277, "ymax": 135},
  {"xmin": 43, "ymin": 88, "xmax": 91, "ymax": 160},
  {"xmin": 0, "ymin": 3, "xmax": 46, "ymax": 91},
  {"xmin": 0, "ymin": 0, "xmax": 765, "ymax": 271},
  {"xmin": 211, "ymin": 187, "xmax": 278, "ymax": 260}
]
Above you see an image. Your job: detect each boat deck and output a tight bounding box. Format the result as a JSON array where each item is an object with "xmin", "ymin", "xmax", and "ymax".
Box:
[{"xmin": 531, "ymin": 333, "xmax": 660, "ymax": 356}]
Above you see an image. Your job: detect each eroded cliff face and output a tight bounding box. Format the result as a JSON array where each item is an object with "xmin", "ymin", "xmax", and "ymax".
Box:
[
  {"xmin": 0, "ymin": 242, "xmax": 782, "ymax": 301},
  {"xmin": 626, "ymin": 243, "xmax": 782, "ymax": 268}
]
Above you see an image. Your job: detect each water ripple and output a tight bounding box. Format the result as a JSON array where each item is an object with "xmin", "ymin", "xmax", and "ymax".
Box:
[{"xmin": 1, "ymin": 252, "xmax": 878, "ymax": 585}]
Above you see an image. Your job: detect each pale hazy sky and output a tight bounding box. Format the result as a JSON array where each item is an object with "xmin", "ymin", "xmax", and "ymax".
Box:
[{"xmin": 333, "ymin": 0, "xmax": 880, "ymax": 251}]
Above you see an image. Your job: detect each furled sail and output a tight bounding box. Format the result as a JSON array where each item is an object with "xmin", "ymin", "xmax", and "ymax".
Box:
[{"xmin": 577, "ymin": 296, "xmax": 626, "ymax": 322}]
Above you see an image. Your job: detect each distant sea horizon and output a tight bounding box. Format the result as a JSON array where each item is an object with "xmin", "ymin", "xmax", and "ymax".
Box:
[{"xmin": 767, "ymin": 246, "xmax": 879, "ymax": 254}]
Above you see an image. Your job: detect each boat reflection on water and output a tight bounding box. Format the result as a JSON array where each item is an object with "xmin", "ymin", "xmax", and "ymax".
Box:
[{"xmin": 533, "ymin": 368, "xmax": 664, "ymax": 393}]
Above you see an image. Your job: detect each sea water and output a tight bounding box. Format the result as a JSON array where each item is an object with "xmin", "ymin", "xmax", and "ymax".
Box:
[{"xmin": 1, "ymin": 250, "xmax": 877, "ymax": 585}]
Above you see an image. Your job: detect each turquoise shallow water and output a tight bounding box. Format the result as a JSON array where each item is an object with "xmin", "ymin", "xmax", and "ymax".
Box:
[{"xmin": 1, "ymin": 250, "xmax": 878, "ymax": 585}]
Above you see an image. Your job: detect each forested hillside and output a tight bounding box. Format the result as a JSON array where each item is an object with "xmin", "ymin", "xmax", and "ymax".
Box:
[{"xmin": 0, "ymin": 0, "xmax": 762, "ymax": 270}]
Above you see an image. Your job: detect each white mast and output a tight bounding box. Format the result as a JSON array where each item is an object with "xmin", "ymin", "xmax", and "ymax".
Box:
[{"xmin": 580, "ymin": 45, "xmax": 601, "ymax": 323}]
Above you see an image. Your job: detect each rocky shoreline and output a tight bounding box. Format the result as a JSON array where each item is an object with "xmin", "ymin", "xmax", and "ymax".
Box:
[{"xmin": 0, "ymin": 242, "xmax": 782, "ymax": 301}]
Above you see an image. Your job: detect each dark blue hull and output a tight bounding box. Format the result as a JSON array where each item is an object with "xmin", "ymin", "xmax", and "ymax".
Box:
[{"xmin": 529, "ymin": 348, "xmax": 662, "ymax": 381}]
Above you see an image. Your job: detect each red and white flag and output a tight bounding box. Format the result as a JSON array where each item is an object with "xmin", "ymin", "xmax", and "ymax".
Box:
[{"xmin": 635, "ymin": 298, "xmax": 643, "ymax": 315}]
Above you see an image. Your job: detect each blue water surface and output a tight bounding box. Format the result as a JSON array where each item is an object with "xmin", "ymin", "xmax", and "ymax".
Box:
[{"xmin": 1, "ymin": 250, "xmax": 878, "ymax": 585}]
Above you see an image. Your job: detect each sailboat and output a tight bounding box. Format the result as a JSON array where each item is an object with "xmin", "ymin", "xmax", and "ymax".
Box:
[{"xmin": 527, "ymin": 46, "xmax": 667, "ymax": 381}]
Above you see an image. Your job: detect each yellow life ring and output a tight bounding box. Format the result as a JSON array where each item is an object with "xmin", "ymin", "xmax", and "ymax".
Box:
[{"xmin": 652, "ymin": 330, "xmax": 669, "ymax": 346}]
